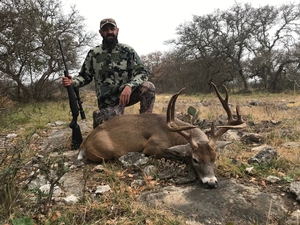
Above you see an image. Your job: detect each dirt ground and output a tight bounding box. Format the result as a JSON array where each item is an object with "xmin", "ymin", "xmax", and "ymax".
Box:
[
  {"xmin": 44, "ymin": 120, "xmax": 300, "ymax": 225},
  {"xmin": 7, "ymin": 90, "xmax": 300, "ymax": 225}
]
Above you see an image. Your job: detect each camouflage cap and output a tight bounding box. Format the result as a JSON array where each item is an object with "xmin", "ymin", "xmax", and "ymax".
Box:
[{"xmin": 100, "ymin": 18, "xmax": 117, "ymax": 29}]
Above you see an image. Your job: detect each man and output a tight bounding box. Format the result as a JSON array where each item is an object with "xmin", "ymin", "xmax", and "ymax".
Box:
[{"xmin": 62, "ymin": 18, "xmax": 156, "ymax": 128}]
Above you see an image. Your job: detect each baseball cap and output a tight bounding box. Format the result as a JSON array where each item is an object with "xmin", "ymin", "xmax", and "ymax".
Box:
[{"xmin": 100, "ymin": 18, "xmax": 117, "ymax": 29}]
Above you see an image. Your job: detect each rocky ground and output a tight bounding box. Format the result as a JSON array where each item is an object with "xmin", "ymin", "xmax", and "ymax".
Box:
[{"xmin": 2, "ymin": 96, "xmax": 300, "ymax": 225}]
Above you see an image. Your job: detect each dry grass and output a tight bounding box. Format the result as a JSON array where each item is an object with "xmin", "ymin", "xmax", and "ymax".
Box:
[{"xmin": 1, "ymin": 89, "xmax": 300, "ymax": 224}]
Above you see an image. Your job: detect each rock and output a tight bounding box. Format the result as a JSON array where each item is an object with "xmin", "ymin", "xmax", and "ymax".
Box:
[
  {"xmin": 71, "ymin": 159, "xmax": 85, "ymax": 168},
  {"xmin": 30, "ymin": 133, "xmax": 40, "ymax": 143},
  {"xmin": 92, "ymin": 165, "xmax": 105, "ymax": 172},
  {"xmin": 39, "ymin": 184, "xmax": 63, "ymax": 197},
  {"xmin": 28, "ymin": 175, "xmax": 47, "ymax": 190},
  {"xmin": 49, "ymin": 150, "xmax": 78, "ymax": 160},
  {"xmin": 95, "ymin": 185, "xmax": 111, "ymax": 194},
  {"xmin": 290, "ymin": 209, "xmax": 300, "ymax": 218},
  {"xmin": 60, "ymin": 172, "xmax": 84, "ymax": 196},
  {"xmin": 251, "ymin": 144, "xmax": 271, "ymax": 152},
  {"xmin": 139, "ymin": 179, "xmax": 289, "ymax": 225},
  {"xmin": 241, "ymin": 133, "xmax": 264, "ymax": 144},
  {"xmin": 131, "ymin": 179, "xmax": 145, "ymax": 188},
  {"xmin": 244, "ymin": 167, "xmax": 255, "ymax": 175},
  {"xmin": 282, "ymin": 142, "xmax": 300, "ymax": 149},
  {"xmin": 225, "ymin": 130, "xmax": 240, "ymax": 141},
  {"xmin": 54, "ymin": 120, "xmax": 66, "ymax": 126},
  {"xmin": 270, "ymin": 120, "xmax": 281, "ymax": 125},
  {"xmin": 6, "ymin": 133, "xmax": 17, "ymax": 139},
  {"xmin": 119, "ymin": 152, "xmax": 149, "ymax": 168},
  {"xmin": 40, "ymin": 128, "xmax": 69, "ymax": 151},
  {"xmin": 173, "ymin": 172, "xmax": 197, "ymax": 184},
  {"xmin": 248, "ymin": 147, "xmax": 278, "ymax": 164},
  {"xmin": 289, "ymin": 181, "xmax": 300, "ymax": 201},
  {"xmin": 63, "ymin": 194, "xmax": 79, "ymax": 205},
  {"xmin": 249, "ymin": 100, "xmax": 261, "ymax": 106},
  {"xmin": 143, "ymin": 165, "xmax": 158, "ymax": 176},
  {"xmin": 266, "ymin": 175, "xmax": 281, "ymax": 183}
]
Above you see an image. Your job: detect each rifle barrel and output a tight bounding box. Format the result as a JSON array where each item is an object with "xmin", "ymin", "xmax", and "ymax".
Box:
[{"xmin": 58, "ymin": 39, "xmax": 83, "ymax": 149}]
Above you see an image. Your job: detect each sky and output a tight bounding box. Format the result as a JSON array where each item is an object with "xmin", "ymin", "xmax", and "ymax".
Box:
[{"xmin": 64, "ymin": 0, "xmax": 287, "ymax": 56}]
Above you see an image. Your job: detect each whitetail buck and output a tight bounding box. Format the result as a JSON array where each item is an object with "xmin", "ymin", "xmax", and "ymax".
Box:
[{"xmin": 78, "ymin": 82, "xmax": 246, "ymax": 188}]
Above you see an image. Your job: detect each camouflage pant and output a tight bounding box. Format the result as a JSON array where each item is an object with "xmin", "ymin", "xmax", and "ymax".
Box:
[{"xmin": 93, "ymin": 81, "xmax": 155, "ymax": 128}]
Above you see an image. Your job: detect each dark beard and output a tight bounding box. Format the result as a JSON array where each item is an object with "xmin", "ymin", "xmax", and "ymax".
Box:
[{"xmin": 103, "ymin": 34, "xmax": 118, "ymax": 49}]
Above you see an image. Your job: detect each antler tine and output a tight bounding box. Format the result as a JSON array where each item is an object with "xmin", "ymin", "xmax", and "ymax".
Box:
[
  {"xmin": 209, "ymin": 82, "xmax": 246, "ymax": 146},
  {"xmin": 210, "ymin": 82, "xmax": 232, "ymax": 121},
  {"xmin": 166, "ymin": 88, "xmax": 196, "ymax": 132},
  {"xmin": 167, "ymin": 88, "xmax": 183, "ymax": 124},
  {"xmin": 166, "ymin": 88, "xmax": 198, "ymax": 148}
]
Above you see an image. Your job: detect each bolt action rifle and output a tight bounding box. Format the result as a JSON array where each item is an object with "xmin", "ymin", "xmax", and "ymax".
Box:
[{"xmin": 58, "ymin": 39, "xmax": 86, "ymax": 149}]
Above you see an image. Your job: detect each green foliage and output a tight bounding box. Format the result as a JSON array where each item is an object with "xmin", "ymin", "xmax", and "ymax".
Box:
[
  {"xmin": 216, "ymin": 157, "xmax": 248, "ymax": 178},
  {"xmin": 0, "ymin": 101, "xmax": 70, "ymax": 133},
  {"xmin": 283, "ymin": 176, "xmax": 294, "ymax": 183},
  {"xmin": 11, "ymin": 216, "xmax": 34, "ymax": 225},
  {"xmin": 0, "ymin": 145, "xmax": 24, "ymax": 221},
  {"xmin": 245, "ymin": 157, "xmax": 300, "ymax": 184},
  {"xmin": 187, "ymin": 106, "xmax": 197, "ymax": 116},
  {"xmin": 271, "ymin": 158, "xmax": 292, "ymax": 171},
  {"xmin": 187, "ymin": 105, "xmax": 200, "ymax": 124}
]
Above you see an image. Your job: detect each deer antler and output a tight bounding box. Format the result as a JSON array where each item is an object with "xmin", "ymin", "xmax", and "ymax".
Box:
[
  {"xmin": 209, "ymin": 82, "xmax": 246, "ymax": 146},
  {"xmin": 166, "ymin": 88, "xmax": 198, "ymax": 148}
]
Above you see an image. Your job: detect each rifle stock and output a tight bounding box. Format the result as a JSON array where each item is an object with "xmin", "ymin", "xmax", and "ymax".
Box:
[{"xmin": 58, "ymin": 39, "xmax": 83, "ymax": 149}]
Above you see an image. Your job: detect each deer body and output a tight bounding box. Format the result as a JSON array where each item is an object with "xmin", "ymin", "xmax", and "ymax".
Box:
[
  {"xmin": 78, "ymin": 83, "xmax": 246, "ymax": 188},
  {"xmin": 79, "ymin": 113, "xmax": 208, "ymax": 160}
]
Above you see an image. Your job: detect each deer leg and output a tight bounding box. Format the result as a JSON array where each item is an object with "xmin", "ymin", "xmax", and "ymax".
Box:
[{"xmin": 142, "ymin": 137, "xmax": 169, "ymax": 157}]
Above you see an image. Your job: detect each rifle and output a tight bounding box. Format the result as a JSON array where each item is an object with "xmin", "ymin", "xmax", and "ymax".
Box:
[{"xmin": 58, "ymin": 39, "xmax": 86, "ymax": 149}]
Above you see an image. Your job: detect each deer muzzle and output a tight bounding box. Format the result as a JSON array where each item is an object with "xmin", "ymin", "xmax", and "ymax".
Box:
[{"xmin": 201, "ymin": 176, "xmax": 218, "ymax": 189}]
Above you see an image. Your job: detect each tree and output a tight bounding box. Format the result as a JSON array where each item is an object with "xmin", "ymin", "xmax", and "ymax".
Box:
[
  {"xmin": 166, "ymin": 2, "xmax": 300, "ymax": 92},
  {"xmin": 0, "ymin": 0, "xmax": 96, "ymax": 102},
  {"xmin": 143, "ymin": 50, "xmax": 200, "ymax": 93},
  {"xmin": 249, "ymin": 3, "xmax": 300, "ymax": 91},
  {"xmin": 169, "ymin": 3, "xmax": 258, "ymax": 91}
]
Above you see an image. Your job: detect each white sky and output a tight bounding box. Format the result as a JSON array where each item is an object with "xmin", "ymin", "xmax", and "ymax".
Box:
[{"xmin": 64, "ymin": 0, "xmax": 288, "ymax": 56}]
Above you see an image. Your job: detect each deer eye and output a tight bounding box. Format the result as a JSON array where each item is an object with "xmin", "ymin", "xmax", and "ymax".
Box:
[{"xmin": 192, "ymin": 158, "xmax": 199, "ymax": 164}]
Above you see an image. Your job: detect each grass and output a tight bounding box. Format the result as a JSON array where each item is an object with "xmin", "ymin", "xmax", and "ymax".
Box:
[{"xmin": 1, "ymin": 89, "xmax": 300, "ymax": 224}]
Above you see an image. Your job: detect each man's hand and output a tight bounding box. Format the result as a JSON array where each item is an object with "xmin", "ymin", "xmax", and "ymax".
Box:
[
  {"xmin": 119, "ymin": 85, "xmax": 132, "ymax": 106},
  {"xmin": 62, "ymin": 75, "xmax": 73, "ymax": 87}
]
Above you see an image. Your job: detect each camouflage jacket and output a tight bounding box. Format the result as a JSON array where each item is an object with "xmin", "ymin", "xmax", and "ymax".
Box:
[{"xmin": 73, "ymin": 42, "xmax": 148, "ymax": 108}]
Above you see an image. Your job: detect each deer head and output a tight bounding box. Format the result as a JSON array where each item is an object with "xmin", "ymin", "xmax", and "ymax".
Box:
[{"xmin": 166, "ymin": 82, "xmax": 246, "ymax": 188}]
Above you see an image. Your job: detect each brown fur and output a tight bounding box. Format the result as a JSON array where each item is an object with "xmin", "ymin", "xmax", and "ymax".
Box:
[
  {"xmin": 78, "ymin": 83, "xmax": 245, "ymax": 188},
  {"xmin": 80, "ymin": 113, "xmax": 208, "ymax": 162}
]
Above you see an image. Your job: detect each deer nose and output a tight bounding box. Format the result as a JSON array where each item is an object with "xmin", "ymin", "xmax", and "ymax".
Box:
[{"xmin": 203, "ymin": 179, "xmax": 218, "ymax": 189}]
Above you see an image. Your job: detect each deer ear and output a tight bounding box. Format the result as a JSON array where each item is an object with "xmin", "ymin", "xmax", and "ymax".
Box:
[
  {"xmin": 164, "ymin": 143, "xmax": 192, "ymax": 158},
  {"xmin": 215, "ymin": 141, "xmax": 232, "ymax": 151}
]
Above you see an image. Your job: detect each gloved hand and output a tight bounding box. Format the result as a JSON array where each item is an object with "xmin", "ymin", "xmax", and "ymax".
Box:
[{"xmin": 119, "ymin": 85, "xmax": 132, "ymax": 106}]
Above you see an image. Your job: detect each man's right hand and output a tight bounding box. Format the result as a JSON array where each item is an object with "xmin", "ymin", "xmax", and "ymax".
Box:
[{"xmin": 62, "ymin": 75, "xmax": 73, "ymax": 87}]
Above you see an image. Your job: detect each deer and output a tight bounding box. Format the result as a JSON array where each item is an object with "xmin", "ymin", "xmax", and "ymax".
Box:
[{"xmin": 77, "ymin": 82, "xmax": 246, "ymax": 188}]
